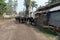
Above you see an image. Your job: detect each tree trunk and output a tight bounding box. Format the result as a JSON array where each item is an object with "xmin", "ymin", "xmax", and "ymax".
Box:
[{"xmin": 25, "ymin": 5, "xmax": 29, "ymax": 17}]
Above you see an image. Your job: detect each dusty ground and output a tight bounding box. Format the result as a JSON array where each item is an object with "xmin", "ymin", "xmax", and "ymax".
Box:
[{"xmin": 0, "ymin": 20, "xmax": 57, "ymax": 40}]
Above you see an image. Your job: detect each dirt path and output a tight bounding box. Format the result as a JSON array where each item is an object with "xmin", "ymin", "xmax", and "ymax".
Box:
[{"xmin": 0, "ymin": 20, "xmax": 56, "ymax": 40}]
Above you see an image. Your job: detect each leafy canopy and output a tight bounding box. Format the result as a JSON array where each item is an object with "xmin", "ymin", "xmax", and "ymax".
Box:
[{"xmin": 0, "ymin": 0, "xmax": 7, "ymax": 15}]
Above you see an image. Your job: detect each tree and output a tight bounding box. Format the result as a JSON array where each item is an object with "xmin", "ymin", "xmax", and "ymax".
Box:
[
  {"xmin": 13, "ymin": 0, "xmax": 18, "ymax": 13},
  {"xmin": 48, "ymin": 0, "xmax": 60, "ymax": 4},
  {"xmin": 6, "ymin": 0, "xmax": 17, "ymax": 15},
  {"xmin": 24, "ymin": 0, "xmax": 38, "ymax": 17},
  {"xmin": 6, "ymin": 0, "xmax": 13, "ymax": 15},
  {"xmin": 31, "ymin": 1, "xmax": 38, "ymax": 11},
  {"xmin": 19, "ymin": 11, "xmax": 25, "ymax": 16},
  {"xmin": 0, "ymin": 0, "xmax": 7, "ymax": 15},
  {"xmin": 24, "ymin": 0, "xmax": 31, "ymax": 17}
]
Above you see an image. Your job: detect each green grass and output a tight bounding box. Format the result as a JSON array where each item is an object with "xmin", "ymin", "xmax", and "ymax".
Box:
[
  {"xmin": 0, "ymin": 17, "xmax": 13, "ymax": 21},
  {"xmin": 35, "ymin": 26, "xmax": 57, "ymax": 37},
  {"xmin": 0, "ymin": 18, "xmax": 4, "ymax": 21}
]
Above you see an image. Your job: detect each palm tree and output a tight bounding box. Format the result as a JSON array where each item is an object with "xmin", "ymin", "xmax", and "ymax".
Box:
[
  {"xmin": 28, "ymin": 1, "xmax": 37, "ymax": 17},
  {"xmin": 24, "ymin": 0, "xmax": 31, "ymax": 17},
  {"xmin": 31, "ymin": 1, "xmax": 38, "ymax": 11}
]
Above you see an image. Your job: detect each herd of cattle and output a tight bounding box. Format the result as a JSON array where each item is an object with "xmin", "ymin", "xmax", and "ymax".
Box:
[
  {"xmin": 15, "ymin": 15, "xmax": 60, "ymax": 34},
  {"xmin": 15, "ymin": 16, "xmax": 35, "ymax": 25}
]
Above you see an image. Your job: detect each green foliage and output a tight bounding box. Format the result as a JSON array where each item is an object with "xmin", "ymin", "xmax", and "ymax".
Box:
[
  {"xmin": 6, "ymin": 0, "xmax": 17, "ymax": 15},
  {"xmin": 24, "ymin": 0, "xmax": 31, "ymax": 6},
  {"xmin": 31, "ymin": 1, "xmax": 37, "ymax": 8},
  {"xmin": 48, "ymin": 0, "xmax": 56, "ymax": 4},
  {"xmin": 13, "ymin": 0, "xmax": 18, "ymax": 11},
  {"xmin": 48, "ymin": 0, "xmax": 60, "ymax": 4},
  {"xmin": 19, "ymin": 11, "xmax": 25, "ymax": 16},
  {"xmin": 24, "ymin": 0, "xmax": 31, "ymax": 17},
  {"xmin": 24, "ymin": 0, "xmax": 37, "ymax": 17},
  {"xmin": 0, "ymin": 0, "xmax": 7, "ymax": 15},
  {"xmin": 36, "ymin": 27, "xmax": 57, "ymax": 37}
]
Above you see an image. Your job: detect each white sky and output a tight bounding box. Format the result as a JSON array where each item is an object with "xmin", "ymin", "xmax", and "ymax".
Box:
[
  {"xmin": 16, "ymin": 0, "xmax": 48, "ymax": 13},
  {"xmin": 6, "ymin": 0, "xmax": 49, "ymax": 13}
]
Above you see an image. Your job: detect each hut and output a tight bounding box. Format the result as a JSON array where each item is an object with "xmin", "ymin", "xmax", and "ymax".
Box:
[{"xmin": 35, "ymin": 2, "xmax": 60, "ymax": 30}]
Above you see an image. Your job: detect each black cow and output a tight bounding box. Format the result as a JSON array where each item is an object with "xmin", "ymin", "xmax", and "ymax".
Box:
[
  {"xmin": 28, "ymin": 17, "xmax": 35, "ymax": 25},
  {"xmin": 15, "ymin": 16, "xmax": 27, "ymax": 23},
  {"xmin": 15, "ymin": 16, "xmax": 21, "ymax": 23},
  {"xmin": 15, "ymin": 16, "xmax": 35, "ymax": 25},
  {"xmin": 20, "ymin": 17, "xmax": 26, "ymax": 23}
]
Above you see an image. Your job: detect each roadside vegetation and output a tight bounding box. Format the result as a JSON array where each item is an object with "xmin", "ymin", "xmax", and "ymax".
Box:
[
  {"xmin": 37, "ymin": 27, "xmax": 57, "ymax": 37},
  {"xmin": 0, "ymin": 0, "xmax": 60, "ymax": 40}
]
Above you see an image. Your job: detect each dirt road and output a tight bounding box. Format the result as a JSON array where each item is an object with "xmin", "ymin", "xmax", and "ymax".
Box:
[{"xmin": 0, "ymin": 20, "xmax": 56, "ymax": 40}]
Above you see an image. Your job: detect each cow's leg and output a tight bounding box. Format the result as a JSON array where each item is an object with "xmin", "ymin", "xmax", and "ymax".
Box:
[
  {"xmin": 24, "ymin": 18, "xmax": 26, "ymax": 23},
  {"xmin": 30, "ymin": 19, "xmax": 32, "ymax": 25},
  {"xmin": 15, "ymin": 18, "xmax": 18, "ymax": 22},
  {"xmin": 19, "ymin": 18, "xmax": 21, "ymax": 23},
  {"xmin": 21, "ymin": 19, "xmax": 23, "ymax": 23},
  {"xmin": 15, "ymin": 18, "xmax": 17, "ymax": 21},
  {"xmin": 17, "ymin": 18, "xmax": 20, "ymax": 23},
  {"xmin": 28, "ymin": 18, "xmax": 31, "ymax": 24},
  {"xmin": 16, "ymin": 17, "xmax": 19, "ymax": 23}
]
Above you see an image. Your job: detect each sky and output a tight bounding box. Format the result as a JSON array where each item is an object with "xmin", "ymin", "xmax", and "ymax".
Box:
[
  {"xmin": 16, "ymin": 0, "xmax": 48, "ymax": 13},
  {"xmin": 5, "ymin": 0, "xmax": 49, "ymax": 13}
]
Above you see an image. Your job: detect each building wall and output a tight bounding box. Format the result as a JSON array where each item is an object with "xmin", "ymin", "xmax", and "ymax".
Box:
[
  {"xmin": 35, "ymin": 13, "xmax": 47, "ymax": 28},
  {"xmin": 35, "ymin": 5, "xmax": 60, "ymax": 28},
  {"xmin": 48, "ymin": 11, "xmax": 60, "ymax": 27}
]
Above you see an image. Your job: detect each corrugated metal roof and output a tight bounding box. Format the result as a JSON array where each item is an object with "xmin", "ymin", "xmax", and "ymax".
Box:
[{"xmin": 36, "ymin": 2, "xmax": 60, "ymax": 11}]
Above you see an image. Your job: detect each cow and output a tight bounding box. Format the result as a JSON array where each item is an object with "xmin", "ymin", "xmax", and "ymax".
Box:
[
  {"xmin": 15, "ymin": 16, "xmax": 21, "ymax": 23},
  {"xmin": 15, "ymin": 16, "xmax": 35, "ymax": 25},
  {"xmin": 28, "ymin": 17, "xmax": 35, "ymax": 25}
]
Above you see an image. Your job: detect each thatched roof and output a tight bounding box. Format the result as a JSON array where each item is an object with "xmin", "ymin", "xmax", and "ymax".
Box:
[{"xmin": 36, "ymin": 2, "xmax": 60, "ymax": 11}]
